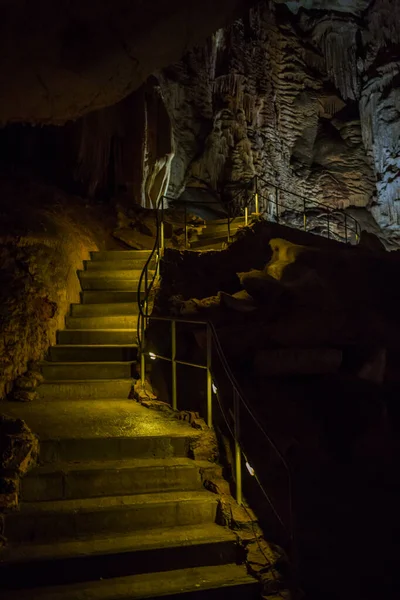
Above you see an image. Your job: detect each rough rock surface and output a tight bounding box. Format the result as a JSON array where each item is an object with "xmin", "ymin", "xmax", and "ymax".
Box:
[
  {"xmin": 0, "ymin": 0, "xmax": 254, "ymax": 124},
  {"xmin": 156, "ymin": 0, "xmax": 399, "ymax": 234},
  {"xmin": 152, "ymin": 220, "xmax": 400, "ymax": 599},
  {"xmin": 159, "ymin": 3, "xmax": 375, "ymax": 211},
  {"xmin": 0, "ymin": 415, "xmax": 38, "ymax": 512},
  {"xmin": 0, "ymin": 174, "xmax": 115, "ymax": 400}
]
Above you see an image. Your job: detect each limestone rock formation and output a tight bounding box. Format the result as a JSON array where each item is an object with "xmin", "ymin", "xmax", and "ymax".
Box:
[{"xmin": 159, "ymin": 3, "xmax": 375, "ymax": 214}]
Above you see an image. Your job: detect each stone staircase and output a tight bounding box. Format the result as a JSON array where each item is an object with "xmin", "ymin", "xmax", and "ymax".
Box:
[
  {"xmin": 191, "ymin": 216, "xmax": 246, "ymax": 250},
  {"xmin": 1, "ymin": 249, "xmax": 259, "ymax": 599},
  {"xmin": 38, "ymin": 249, "xmax": 149, "ymax": 401}
]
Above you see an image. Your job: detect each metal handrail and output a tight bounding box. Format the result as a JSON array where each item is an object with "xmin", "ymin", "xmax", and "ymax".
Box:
[
  {"xmin": 136, "ymin": 176, "xmax": 362, "ymax": 549},
  {"xmin": 139, "ymin": 314, "xmax": 294, "ymax": 546}
]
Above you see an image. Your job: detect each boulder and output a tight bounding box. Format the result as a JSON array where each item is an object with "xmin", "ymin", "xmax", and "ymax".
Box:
[
  {"xmin": 237, "ymin": 269, "xmax": 288, "ymax": 304},
  {"xmin": 219, "ymin": 290, "xmax": 257, "ymax": 312}
]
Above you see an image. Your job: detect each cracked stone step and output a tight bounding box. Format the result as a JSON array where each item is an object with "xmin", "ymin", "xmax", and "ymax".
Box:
[
  {"xmin": 48, "ymin": 345, "xmax": 138, "ymax": 362},
  {"xmin": 81, "ymin": 290, "xmax": 144, "ymax": 303},
  {"xmin": 79, "ymin": 278, "xmax": 146, "ymax": 291},
  {"xmin": 0, "ymin": 524, "xmax": 241, "ymax": 591},
  {"xmin": 5, "ymin": 491, "xmax": 219, "ymax": 543},
  {"xmin": 3, "ymin": 563, "xmax": 259, "ymax": 599},
  {"xmin": 85, "ymin": 259, "xmax": 153, "ymax": 271},
  {"xmin": 57, "ymin": 329, "xmax": 137, "ymax": 345},
  {"xmin": 90, "ymin": 250, "xmax": 152, "ymax": 261},
  {"xmin": 37, "ymin": 379, "xmax": 133, "ymax": 400},
  {"xmin": 65, "ymin": 315, "xmax": 139, "ymax": 330},
  {"xmin": 40, "ymin": 434, "xmax": 193, "ymax": 464},
  {"xmin": 39, "ymin": 361, "xmax": 135, "ymax": 381},
  {"xmin": 70, "ymin": 303, "xmax": 139, "ymax": 317},
  {"xmin": 21, "ymin": 457, "xmax": 203, "ymax": 502}
]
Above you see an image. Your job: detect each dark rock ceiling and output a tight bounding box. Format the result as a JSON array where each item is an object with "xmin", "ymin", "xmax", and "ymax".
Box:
[{"xmin": 0, "ymin": 0, "xmax": 254, "ymax": 124}]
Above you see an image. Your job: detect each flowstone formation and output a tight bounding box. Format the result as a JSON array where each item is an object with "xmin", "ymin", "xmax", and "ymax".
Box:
[{"xmin": 158, "ymin": 0, "xmax": 400, "ymax": 234}]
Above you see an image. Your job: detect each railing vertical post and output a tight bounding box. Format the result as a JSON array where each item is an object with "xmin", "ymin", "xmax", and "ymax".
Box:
[
  {"xmin": 244, "ymin": 205, "xmax": 249, "ymax": 226},
  {"xmin": 327, "ymin": 210, "xmax": 330, "ymax": 240},
  {"xmin": 140, "ymin": 312, "xmax": 146, "ymax": 386},
  {"xmin": 233, "ymin": 390, "xmax": 242, "ymax": 506},
  {"xmin": 303, "ymin": 198, "xmax": 307, "ymax": 231},
  {"xmin": 254, "ymin": 175, "xmax": 259, "ymax": 215},
  {"xmin": 184, "ymin": 203, "xmax": 188, "ymax": 249},
  {"xmin": 160, "ymin": 197, "xmax": 165, "ymax": 253},
  {"xmin": 344, "ymin": 213, "xmax": 348, "ymax": 244},
  {"xmin": 171, "ymin": 320, "xmax": 177, "ymax": 411},
  {"xmin": 206, "ymin": 325, "xmax": 212, "ymax": 428}
]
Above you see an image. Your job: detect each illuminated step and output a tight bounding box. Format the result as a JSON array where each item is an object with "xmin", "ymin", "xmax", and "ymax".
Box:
[
  {"xmin": 65, "ymin": 315, "xmax": 138, "ymax": 329},
  {"xmin": 40, "ymin": 361, "xmax": 135, "ymax": 381},
  {"xmin": 37, "ymin": 379, "xmax": 133, "ymax": 400}
]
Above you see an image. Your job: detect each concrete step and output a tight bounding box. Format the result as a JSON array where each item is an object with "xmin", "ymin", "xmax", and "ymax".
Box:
[
  {"xmin": 81, "ymin": 290, "xmax": 144, "ymax": 303},
  {"xmin": 80, "ymin": 277, "xmax": 143, "ymax": 291},
  {"xmin": 71, "ymin": 303, "xmax": 138, "ymax": 316},
  {"xmin": 40, "ymin": 362, "xmax": 134, "ymax": 381},
  {"xmin": 3, "ymin": 563, "xmax": 259, "ymax": 599},
  {"xmin": 21, "ymin": 457, "xmax": 203, "ymax": 502},
  {"xmin": 65, "ymin": 315, "xmax": 138, "ymax": 330},
  {"xmin": 49, "ymin": 345, "xmax": 138, "ymax": 362},
  {"xmin": 190, "ymin": 235, "xmax": 230, "ymax": 249},
  {"xmin": 79, "ymin": 269, "xmax": 145, "ymax": 280},
  {"xmin": 91, "ymin": 250, "xmax": 152, "ymax": 261},
  {"xmin": 1, "ymin": 525, "xmax": 241, "ymax": 591},
  {"xmin": 37, "ymin": 379, "xmax": 132, "ymax": 400},
  {"xmin": 5, "ymin": 491, "xmax": 219, "ymax": 543},
  {"xmin": 39, "ymin": 434, "xmax": 192, "ymax": 464},
  {"xmin": 57, "ymin": 329, "xmax": 136, "ymax": 345},
  {"xmin": 85, "ymin": 259, "xmax": 153, "ymax": 271}
]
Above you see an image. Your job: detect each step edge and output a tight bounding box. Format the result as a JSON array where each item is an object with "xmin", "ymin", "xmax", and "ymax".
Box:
[
  {"xmin": 16, "ymin": 490, "xmax": 219, "ymax": 514},
  {"xmin": 1, "ymin": 524, "xmax": 237, "ymax": 565}
]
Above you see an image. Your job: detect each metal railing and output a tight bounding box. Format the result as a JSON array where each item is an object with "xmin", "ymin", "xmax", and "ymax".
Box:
[
  {"xmin": 136, "ymin": 176, "xmax": 362, "ymax": 550},
  {"xmin": 138, "ymin": 313, "xmax": 294, "ymax": 547},
  {"xmin": 221, "ymin": 175, "xmax": 361, "ymax": 245}
]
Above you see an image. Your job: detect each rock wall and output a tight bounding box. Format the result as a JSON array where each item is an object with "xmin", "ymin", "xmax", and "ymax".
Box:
[
  {"xmin": 157, "ymin": 0, "xmax": 400, "ymax": 232},
  {"xmin": 0, "ymin": 175, "xmax": 114, "ymax": 400}
]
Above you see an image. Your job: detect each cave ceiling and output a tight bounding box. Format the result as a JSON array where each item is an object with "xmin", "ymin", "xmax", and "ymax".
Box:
[{"xmin": 0, "ymin": 0, "xmax": 255, "ymax": 125}]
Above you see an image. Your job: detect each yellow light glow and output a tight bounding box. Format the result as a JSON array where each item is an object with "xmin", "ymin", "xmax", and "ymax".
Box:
[{"xmin": 246, "ymin": 461, "xmax": 255, "ymax": 476}]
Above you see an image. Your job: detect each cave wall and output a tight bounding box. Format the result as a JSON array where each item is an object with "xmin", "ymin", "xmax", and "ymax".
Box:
[
  {"xmin": 157, "ymin": 0, "xmax": 400, "ymax": 230},
  {"xmin": 0, "ymin": 177, "xmax": 114, "ymax": 400}
]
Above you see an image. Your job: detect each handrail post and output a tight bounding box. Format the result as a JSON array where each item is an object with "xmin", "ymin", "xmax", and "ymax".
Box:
[
  {"xmin": 184, "ymin": 203, "xmax": 188, "ymax": 249},
  {"xmin": 140, "ymin": 313, "xmax": 146, "ymax": 386},
  {"xmin": 160, "ymin": 197, "xmax": 165, "ymax": 254},
  {"xmin": 254, "ymin": 175, "xmax": 259, "ymax": 215},
  {"xmin": 171, "ymin": 320, "xmax": 177, "ymax": 410},
  {"xmin": 303, "ymin": 198, "xmax": 307, "ymax": 231},
  {"xmin": 206, "ymin": 324, "xmax": 212, "ymax": 428},
  {"xmin": 344, "ymin": 213, "xmax": 348, "ymax": 244},
  {"xmin": 244, "ymin": 205, "xmax": 249, "ymax": 226},
  {"xmin": 234, "ymin": 390, "xmax": 242, "ymax": 506}
]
